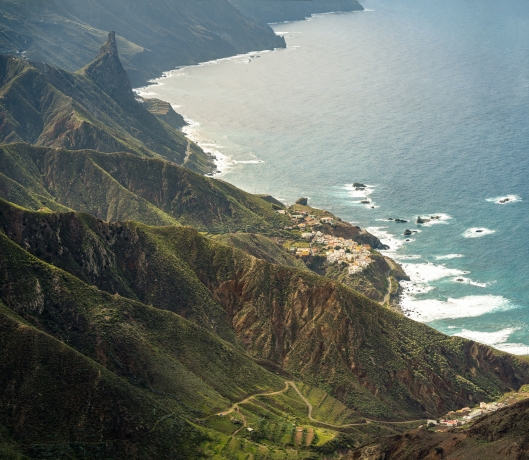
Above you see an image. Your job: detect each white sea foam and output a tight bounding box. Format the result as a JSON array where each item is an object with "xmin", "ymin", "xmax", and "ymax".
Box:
[
  {"xmin": 401, "ymin": 262, "xmax": 468, "ymax": 284},
  {"xmin": 366, "ymin": 226, "xmax": 405, "ymax": 255},
  {"xmin": 486, "ymin": 194, "xmax": 521, "ymax": 205},
  {"xmin": 495, "ymin": 343, "xmax": 529, "ymax": 355},
  {"xmin": 463, "ymin": 228, "xmax": 496, "ymax": 238},
  {"xmin": 400, "ymin": 295, "xmax": 513, "ymax": 322},
  {"xmin": 395, "ymin": 254, "xmax": 422, "ymax": 260},
  {"xmin": 450, "ymin": 276, "xmax": 488, "ymax": 288},
  {"xmin": 180, "ymin": 117, "xmax": 232, "ymax": 176},
  {"xmin": 232, "ymin": 160, "xmax": 264, "ymax": 165},
  {"xmin": 455, "ymin": 328, "xmax": 519, "ymax": 346},
  {"xmin": 134, "ymin": 90, "xmax": 158, "ymax": 97},
  {"xmin": 398, "ymin": 262, "xmax": 469, "ymax": 315},
  {"xmin": 344, "ymin": 183, "xmax": 378, "ymax": 207},
  {"xmin": 436, "ymin": 254, "xmax": 464, "ymax": 260}
]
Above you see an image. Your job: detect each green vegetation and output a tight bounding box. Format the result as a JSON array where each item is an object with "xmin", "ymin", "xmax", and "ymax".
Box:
[
  {"xmin": 1, "ymin": 200, "xmax": 527, "ymax": 424},
  {"xmin": 0, "ymin": 143, "xmax": 290, "ymax": 231},
  {"xmin": 213, "ymin": 233, "xmax": 308, "ymax": 271}
]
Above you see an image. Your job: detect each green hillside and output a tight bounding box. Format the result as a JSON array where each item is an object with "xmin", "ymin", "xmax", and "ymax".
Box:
[
  {"xmin": 1, "ymin": 200, "xmax": 527, "ymax": 425},
  {"xmin": 0, "ymin": 143, "xmax": 290, "ymax": 231}
]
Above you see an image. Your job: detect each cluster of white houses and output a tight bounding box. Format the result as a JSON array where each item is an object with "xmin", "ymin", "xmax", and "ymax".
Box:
[
  {"xmin": 428, "ymin": 401, "xmax": 508, "ymax": 427},
  {"xmin": 295, "ymin": 232, "xmax": 373, "ymax": 275}
]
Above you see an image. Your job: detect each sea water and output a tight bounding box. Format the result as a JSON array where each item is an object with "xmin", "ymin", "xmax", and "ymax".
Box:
[{"xmin": 137, "ymin": 0, "xmax": 529, "ymax": 355}]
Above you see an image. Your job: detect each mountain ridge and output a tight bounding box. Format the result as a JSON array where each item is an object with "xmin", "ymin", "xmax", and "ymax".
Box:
[{"xmin": 0, "ymin": 36, "xmax": 216, "ymax": 173}]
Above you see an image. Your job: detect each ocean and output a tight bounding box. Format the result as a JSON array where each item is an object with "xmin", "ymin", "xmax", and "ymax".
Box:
[{"xmin": 137, "ymin": 0, "xmax": 529, "ymax": 355}]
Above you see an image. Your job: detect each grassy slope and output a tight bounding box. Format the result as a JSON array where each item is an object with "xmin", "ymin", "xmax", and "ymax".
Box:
[
  {"xmin": 0, "ymin": 0, "xmax": 285, "ymax": 87},
  {"xmin": 152, "ymin": 226, "xmax": 529, "ymax": 420},
  {"xmin": 213, "ymin": 232, "xmax": 309, "ymax": 271},
  {"xmin": 1, "ymin": 200, "xmax": 527, "ymax": 424},
  {"xmin": 0, "ymin": 229, "xmax": 291, "ymax": 458},
  {"xmin": 0, "ymin": 143, "xmax": 290, "ymax": 231}
]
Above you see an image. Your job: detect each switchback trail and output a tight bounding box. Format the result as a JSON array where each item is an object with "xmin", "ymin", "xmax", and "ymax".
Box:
[{"xmin": 208, "ymin": 380, "xmax": 424, "ymax": 434}]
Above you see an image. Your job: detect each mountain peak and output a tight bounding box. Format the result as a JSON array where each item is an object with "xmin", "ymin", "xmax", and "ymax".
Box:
[
  {"xmin": 81, "ymin": 31, "xmax": 134, "ymax": 105},
  {"xmin": 98, "ymin": 31, "xmax": 118, "ymax": 58}
]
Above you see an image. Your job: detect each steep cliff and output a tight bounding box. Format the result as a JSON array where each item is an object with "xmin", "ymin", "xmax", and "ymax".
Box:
[
  {"xmin": 0, "ymin": 36, "xmax": 215, "ymax": 173},
  {"xmin": 0, "ymin": 0, "xmax": 285, "ymax": 87}
]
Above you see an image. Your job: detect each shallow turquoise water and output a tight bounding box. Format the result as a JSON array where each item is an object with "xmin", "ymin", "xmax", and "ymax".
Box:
[{"xmin": 140, "ymin": 0, "xmax": 529, "ymax": 354}]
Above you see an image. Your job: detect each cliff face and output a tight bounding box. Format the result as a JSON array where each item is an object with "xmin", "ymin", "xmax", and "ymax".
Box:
[
  {"xmin": 0, "ymin": 37, "xmax": 215, "ymax": 173},
  {"xmin": 230, "ymin": 0, "xmax": 364, "ymax": 23},
  {"xmin": 0, "ymin": 0, "xmax": 285, "ymax": 87},
  {"xmin": 81, "ymin": 31, "xmax": 136, "ymax": 106}
]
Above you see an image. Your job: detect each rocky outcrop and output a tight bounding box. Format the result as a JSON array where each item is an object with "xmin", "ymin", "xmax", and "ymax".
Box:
[
  {"xmin": 82, "ymin": 32, "xmax": 135, "ymax": 106},
  {"xmin": 255, "ymin": 194, "xmax": 286, "ymax": 208},
  {"xmin": 296, "ymin": 197, "xmax": 309, "ymax": 206},
  {"xmin": 141, "ymin": 98, "xmax": 187, "ymax": 129}
]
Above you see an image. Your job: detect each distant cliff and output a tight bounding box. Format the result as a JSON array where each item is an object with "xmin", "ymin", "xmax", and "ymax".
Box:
[
  {"xmin": 0, "ymin": 0, "xmax": 285, "ymax": 87},
  {"xmin": 230, "ymin": 0, "xmax": 364, "ymax": 23}
]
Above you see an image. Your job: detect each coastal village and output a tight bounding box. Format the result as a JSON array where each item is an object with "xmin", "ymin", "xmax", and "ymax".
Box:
[
  {"xmin": 429, "ymin": 385, "xmax": 529, "ymax": 430},
  {"xmin": 277, "ymin": 202, "xmax": 374, "ymax": 275}
]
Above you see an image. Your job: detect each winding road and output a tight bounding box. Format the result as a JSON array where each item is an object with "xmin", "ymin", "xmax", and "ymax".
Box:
[{"xmin": 209, "ymin": 380, "xmax": 424, "ymax": 435}]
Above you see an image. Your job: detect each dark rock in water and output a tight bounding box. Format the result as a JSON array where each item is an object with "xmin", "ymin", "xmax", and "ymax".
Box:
[
  {"xmin": 353, "ymin": 182, "xmax": 367, "ymax": 189},
  {"xmin": 379, "ymin": 244, "xmax": 390, "ymax": 250},
  {"xmin": 296, "ymin": 197, "xmax": 308, "ymax": 206},
  {"xmin": 499, "ymin": 198, "xmax": 510, "ymax": 204},
  {"xmin": 430, "ymin": 215, "xmax": 441, "ymax": 220},
  {"xmin": 371, "ymin": 206, "xmax": 375, "ymax": 209},
  {"xmin": 360, "ymin": 200, "xmax": 370, "ymax": 204},
  {"xmin": 456, "ymin": 278, "xmax": 464, "ymax": 282},
  {"xmin": 475, "ymin": 229, "xmax": 483, "ymax": 233},
  {"xmin": 406, "ymin": 239, "xmax": 411, "ymax": 242},
  {"xmin": 395, "ymin": 218, "xmax": 408, "ymax": 223},
  {"xmin": 404, "ymin": 229, "xmax": 412, "ymax": 236},
  {"xmin": 388, "ymin": 218, "xmax": 394, "ymax": 221},
  {"xmin": 417, "ymin": 216, "xmax": 431, "ymax": 224}
]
